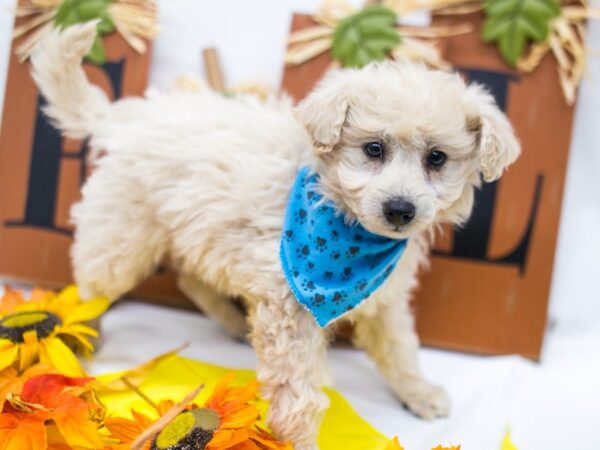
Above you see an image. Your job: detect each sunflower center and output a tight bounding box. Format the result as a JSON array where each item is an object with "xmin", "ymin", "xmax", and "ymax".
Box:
[
  {"xmin": 0, "ymin": 311, "xmax": 61, "ymax": 343},
  {"xmin": 152, "ymin": 408, "xmax": 220, "ymax": 450}
]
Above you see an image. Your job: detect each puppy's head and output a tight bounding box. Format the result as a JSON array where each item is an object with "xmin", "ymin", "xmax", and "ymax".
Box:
[{"xmin": 295, "ymin": 62, "xmax": 520, "ymax": 239}]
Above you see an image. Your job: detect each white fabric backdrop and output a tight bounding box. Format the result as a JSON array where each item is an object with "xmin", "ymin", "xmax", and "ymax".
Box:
[{"xmin": 0, "ymin": 1, "xmax": 599, "ymax": 448}]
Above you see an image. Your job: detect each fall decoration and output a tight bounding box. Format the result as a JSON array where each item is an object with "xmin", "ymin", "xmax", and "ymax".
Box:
[
  {"xmin": 0, "ymin": 324, "xmax": 523, "ymax": 450},
  {"xmin": 517, "ymin": 0, "xmax": 600, "ymax": 104},
  {"xmin": 12, "ymin": 0, "xmax": 157, "ymax": 63},
  {"xmin": 286, "ymin": 0, "xmax": 598, "ymax": 103},
  {"xmin": 437, "ymin": 0, "xmax": 599, "ymax": 103},
  {"xmin": 0, "ymin": 285, "xmax": 109, "ymax": 376},
  {"xmin": 171, "ymin": 48, "xmax": 273, "ymax": 101},
  {"xmin": 500, "ymin": 430, "xmax": 519, "ymax": 450},
  {"xmin": 482, "ymin": 0, "xmax": 561, "ymax": 66},
  {"xmin": 331, "ymin": 6, "xmax": 401, "ymax": 67},
  {"xmin": 285, "ymin": 0, "xmax": 473, "ymax": 70},
  {"xmin": 105, "ymin": 372, "xmax": 292, "ymax": 450},
  {"xmin": 0, "ymin": 369, "xmax": 105, "ymax": 450}
]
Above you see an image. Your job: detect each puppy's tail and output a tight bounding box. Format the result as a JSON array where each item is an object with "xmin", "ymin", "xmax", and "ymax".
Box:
[{"xmin": 31, "ymin": 21, "xmax": 110, "ymax": 139}]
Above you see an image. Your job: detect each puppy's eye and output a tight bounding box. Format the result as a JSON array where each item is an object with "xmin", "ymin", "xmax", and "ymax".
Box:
[
  {"xmin": 363, "ymin": 142, "xmax": 384, "ymax": 159},
  {"xmin": 427, "ymin": 149, "xmax": 447, "ymax": 168}
]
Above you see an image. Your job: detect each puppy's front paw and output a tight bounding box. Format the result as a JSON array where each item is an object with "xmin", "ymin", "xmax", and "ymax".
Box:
[{"xmin": 395, "ymin": 379, "xmax": 450, "ymax": 420}]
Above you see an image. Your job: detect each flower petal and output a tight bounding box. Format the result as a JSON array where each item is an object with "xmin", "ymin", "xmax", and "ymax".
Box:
[
  {"xmin": 218, "ymin": 404, "xmax": 259, "ymax": 430},
  {"xmin": 19, "ymin": 331, "xmax": 40, "ymax": 371},
  {"xmin": 104, "ymin": 417, "xmax": 145, "ymax": 443},
  {"xmin": 207, "ymin": 427, "xmax": 249, "ymax": 449},
  {"xmin": 61, "ymin": 331, "xmax": 95, "ymax": 354},
  {"xmin": 56, "ymin": 285, "xmax": 80, "ymax": 309},
  {"xmin": 64, "ymin": 298, "xmax": 109, "ymax": 325},
  {"xmin": 52, "ymin": 395, "xmax": 105, "ymax": 449},
  {"xmin": 39, "ymin": 337, "xmax": 85, "ymax": 377},
  {"xmin": 0, "ymin": 414, "xmax": 47, "ymax": 450},
  {"xmin": 0, "ymin": 287, "xmax": 26, "ymax": 315},
  {"xmin": 60, "ymin": 323, "xmax": 99, "ymax": 337},
  {"xmin": 0, "ymin": 342, "xmax": 18, "ymax": 371}
]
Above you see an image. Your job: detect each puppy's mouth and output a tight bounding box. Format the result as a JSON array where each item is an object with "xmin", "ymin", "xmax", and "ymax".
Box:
[
  {"xmin": 385, "ymin": 224, "xmax": 415, "ymax": 240},
  {"xmin": 355, "ymin": 215, "xmax": 419, "ymax": 240}
]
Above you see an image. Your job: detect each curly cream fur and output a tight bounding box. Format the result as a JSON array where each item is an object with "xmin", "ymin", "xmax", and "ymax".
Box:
[{"xmin": 31, "ymin": 23, "xmax": 520, "ymax": 449}]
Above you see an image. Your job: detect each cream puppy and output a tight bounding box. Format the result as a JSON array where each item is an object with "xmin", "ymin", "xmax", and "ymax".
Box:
[{"xmin": 31, "ymin": 23, "xmax": 519, "ymax": 450}]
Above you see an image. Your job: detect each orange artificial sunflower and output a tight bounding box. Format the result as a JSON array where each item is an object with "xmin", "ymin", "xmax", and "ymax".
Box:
[
  {"xmin": 104, "ymin": 400, "xmax": 186, "ymax": 450},
  {"xmin": 105, "ymin": 373, "xmax": 291, "ymax": 450},
  {"xmin": 0, "ymin": 371, "xmax": 105, "ymax": 450},
  {"xmin": 0, "ymin": 285, "xmax": 109, "ymax": 376}
]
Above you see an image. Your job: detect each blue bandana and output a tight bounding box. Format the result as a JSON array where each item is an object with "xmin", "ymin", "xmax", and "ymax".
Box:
[{"xmin": 280, "ymin": 167, "xmax": 408, "ymax": 327}]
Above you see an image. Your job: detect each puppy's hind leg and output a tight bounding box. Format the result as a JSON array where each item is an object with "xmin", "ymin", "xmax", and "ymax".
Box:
[
  {"xmin": 177, "ymin": 274, "xmax": 248, "ymax": 340},
  {"xmin": 71, "ymin": 165, "xmax": 168, "ymax": 302}
]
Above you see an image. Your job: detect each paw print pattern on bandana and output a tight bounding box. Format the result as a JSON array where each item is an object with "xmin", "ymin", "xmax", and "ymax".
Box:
[
  {"xmin": 302, "ymin": 279, "xmax": 316, "ymax": 291},
  {"xmin": 315, "ymin": 236, "xmax": 328, "ymax": 252},
  {"xmin": 280, "ymin": 167, "xmax": 408, "ymax": 328},
  {"xmin": 354, "ymin": 279, "xmax": 368, "ymax": 292},
  {"xmin": 345, "ymin": 246, "xmax": 360, "ymax": 258},
  {"xmin": 296, "ymin": 244, "xmax": 310, "ymax": 260},
  {"xmin": 341, "ymin": 267, "xmax": 353, "ymax": 281},
  {"xmin": 294, "ymin": 209, "xmax": 308, "ymax": 225},
  {"xmin": 331, "ymin": 291, "xmax": 347, "ymax": 304}
]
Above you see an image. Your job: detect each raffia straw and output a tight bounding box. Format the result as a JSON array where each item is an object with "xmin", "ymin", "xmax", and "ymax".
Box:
[
  {"xmin": 13, "ymin": 0, "xmax": 157, "ymax": 61},
  {"xmin": 16, "ymin": 20, "xmax": 54, "ymax": 62},
  {"xmin": 130, "ymin": 384, "xmax": 204, "ymax": 450},
  {"xmin": 386, "ymin": 0, "xmax": 480, "ymax": 15},
  {"xmin": 288, "ymin": 25, "xmax": 332, "ymax": 45},
  {"xmin": 398, "ymin": 22, "xmax": 474, "ymax": 38},
  {"xmin": 286, "ymin": 0, "xmax": 466, "ymax": 68},
  {"xmin": 516, "ymin": 1, "xmax": 599, "ymax": 105},
  {"xmin": 434, "ymin": 3, "xmax": 483, "ymax": 15},
  {"xmin": 286, "ymin": 37, "xmax": 332, "ymax": 65},
  {"xmin": 12, "ymin": 9, "xmax": 55, "ymax": 39},
  {"xmin": 113, "ymin": 18, "xmax": 147, "ymax": 53},
  {"xmin": 30, "ymin": 0, "xmax": 61, "ymax": 6},
  {"xmin": 314, "ymin": 0, "xmax": 355, "ymax": 27},
  {"xmin": 393, "ymin": 37, "xmax": 451, "ymax": 70},
  {"xmin": 518, "ymin": 42, "xmax": 551, "ymax": 72},
  {"xmin": 228, "ymin": 82, "xmax": 274, "ymax": 101}
]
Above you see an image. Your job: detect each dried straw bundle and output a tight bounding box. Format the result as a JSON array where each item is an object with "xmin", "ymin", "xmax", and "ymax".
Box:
[
  {"xmin": 518, "ymin": 0, "xmax": 600, "ymax": 105},
  {"xmin": 285, "ymin": 0, "xmax": 473, "ymax": 70},
  {"xmin": 12, "ymin": 0, "xmax": 157, "ymax": 62}
]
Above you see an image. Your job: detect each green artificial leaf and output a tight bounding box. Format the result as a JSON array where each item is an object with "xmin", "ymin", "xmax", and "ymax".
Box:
[
  {"xmin": 86, "ymin": 37, "xmax": 107, "ymax": 65},
  {"xmin": 54, "ymin": 0, "xmax": 115, "ymax": 65},
  {"xmin": 482, "ymin": 0, "xmax": 561, "ymax": 66},
  {"xmin": 331, "ymin": 6, "xmax": 400, "ymax": 68}
]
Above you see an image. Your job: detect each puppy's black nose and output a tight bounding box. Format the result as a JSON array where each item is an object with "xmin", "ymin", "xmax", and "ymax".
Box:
[{"xmin": 383, "ymin": 198, "xmax": 416, "ymax": 226}]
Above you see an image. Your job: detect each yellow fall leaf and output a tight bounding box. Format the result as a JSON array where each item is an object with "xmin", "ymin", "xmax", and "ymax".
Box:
[{"xmin": 500, "ymin": 430, "xmax": 519, "ymax": 450}]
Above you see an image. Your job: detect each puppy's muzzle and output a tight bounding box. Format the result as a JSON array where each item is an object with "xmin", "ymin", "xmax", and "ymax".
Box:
[{"xmin": 383, "ymin": 197, "xmax": 416, "ymax": 227}]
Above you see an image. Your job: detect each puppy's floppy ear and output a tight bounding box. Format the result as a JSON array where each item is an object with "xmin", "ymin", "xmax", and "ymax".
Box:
[
  {"xmin": 464, "ymin": 84, "xmax": 521, "ymax": 182},
  {"xmin": 295, "ymin": 70, "xmax": 351, "ymax": 154}
]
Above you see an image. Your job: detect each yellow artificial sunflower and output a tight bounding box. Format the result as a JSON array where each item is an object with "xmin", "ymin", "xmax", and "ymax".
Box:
[{"xmin": 0, "ymin": 285, "xmax": 109, "ymax": 376}]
